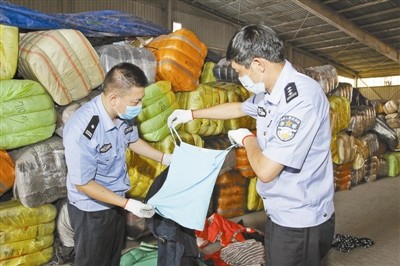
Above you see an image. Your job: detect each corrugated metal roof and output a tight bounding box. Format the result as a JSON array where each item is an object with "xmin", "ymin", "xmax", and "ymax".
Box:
[{"xmin": 183, "ymin": 0, "xmax": 400, "ymax": 79}]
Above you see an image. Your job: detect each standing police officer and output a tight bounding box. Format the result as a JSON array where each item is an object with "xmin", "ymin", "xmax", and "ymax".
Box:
[
  {"xmin": 64, "ymin": 63, "xmax": 172, "ymax": 265},
  {"xmin": 168, "ymin": 24, "xmax": 335, "ymax": 266}
]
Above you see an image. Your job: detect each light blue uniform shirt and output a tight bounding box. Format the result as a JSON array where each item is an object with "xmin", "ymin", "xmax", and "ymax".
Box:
[
  {"xmin": 242, "ymin": 60, "xmax": 334, "ymax": 228},
  {"xmin": 63, "ymin": 95, "xmax": 138, "ymax": 211}
]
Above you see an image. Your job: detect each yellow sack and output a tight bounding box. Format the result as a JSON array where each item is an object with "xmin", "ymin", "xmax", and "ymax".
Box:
[
  {"xmin": 208, "ymin": 82, "xmax": 256, "ymax": 131},
  {"xmin": 247, "ymin": 177, "xmax": 264, "ymax": 211},
  {"xmin": 200, "ymin": 62, "xmax": 216, "ymax": 84},
  {"xmin": 0, "ymin": 24, "xmax": 18, "ymax": 80},
  {"xmin": 328, "ymin": 96, "xmax": 351, "ymax": 134},
  {"xmin": 0, "ymin": 200, "xmax": 56, "ymax": 228},
  {"xmin": 331, "ymin": 132, "xmax": 356, "ymax": 165},
  {"xmin": 0, "ymin": 221, "xmax": 55, "ymax": 245},
  {"xmin": 0, "ymin": 246, "xmax": 53, "ymax": 266},
  {"xmin": 176, "ymin": 84, "xmax": 226, "ymax": 136},
  {"xmin": 0, "ymin": 235, "xmax": 53, "ymax": 261}
]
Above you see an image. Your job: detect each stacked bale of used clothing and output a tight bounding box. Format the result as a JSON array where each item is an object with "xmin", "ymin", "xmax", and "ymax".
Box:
[{"xmin": 0, "ymin": 201, "xmax": 57, "ymax": 265}]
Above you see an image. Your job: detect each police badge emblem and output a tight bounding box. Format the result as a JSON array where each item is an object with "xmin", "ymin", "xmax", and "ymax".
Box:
[
  {"xmin": 276, "ymin": 115, "xmax": 300, "ymax": 141},
  {"xmin": 257, "ymin": 106, "xmax": 267, "ymax": 117},
  {"xmin": 100, "ymin": 143, "xmax": 112, "ymax": 153}
]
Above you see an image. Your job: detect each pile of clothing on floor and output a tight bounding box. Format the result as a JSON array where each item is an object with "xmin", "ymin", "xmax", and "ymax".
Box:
[
  {"xmin": 196, "ymin": 213, "xmax": 265, "ymax": 266},
  {"xmin": 121, "ymin": 212, "xmax": 266, "ymax": 266}
]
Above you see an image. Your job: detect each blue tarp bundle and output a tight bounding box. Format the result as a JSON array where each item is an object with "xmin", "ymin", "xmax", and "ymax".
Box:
[{"xmin": 0, "ymin": 0, "xmax": 170, "ymax": 37}]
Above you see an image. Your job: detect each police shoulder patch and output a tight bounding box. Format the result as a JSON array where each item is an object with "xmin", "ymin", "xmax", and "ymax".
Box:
[
  {"xmin": 83, "ymin": 115, "xmax": 99, "ymax": 140},
  {"xmin": 284, "ymin": 82, "xmax": 298, "ymax": 103},
  {"xmin": 276, "ymin": 115, "xmax": 301, "ymax": 141}
]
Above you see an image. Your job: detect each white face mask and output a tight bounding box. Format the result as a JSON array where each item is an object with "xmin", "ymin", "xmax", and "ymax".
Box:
[{"xmin": 238, "ymin": 66, "xmax": 265, "ymax": 94}]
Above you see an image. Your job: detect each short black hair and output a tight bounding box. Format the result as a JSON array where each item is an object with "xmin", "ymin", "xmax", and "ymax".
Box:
[
  {"xmin": 226, "ymin": 24, "xmax": 284, "ymax": 67},
  {"xmin": 102, "ymin": 63, "xmax": 148, "ymax": 95}
]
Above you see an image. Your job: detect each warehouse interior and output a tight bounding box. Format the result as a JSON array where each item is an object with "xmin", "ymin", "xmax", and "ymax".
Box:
[
  {"xmin": 183, "ymin": 0, "xmax": 400, "ymax": 99},
  {"xmin": 0, "ymin": 0, "xmax": 399, "ymax": 265}
]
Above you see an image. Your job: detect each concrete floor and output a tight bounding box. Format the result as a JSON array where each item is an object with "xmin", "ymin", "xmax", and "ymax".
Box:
[{"xmin": 123, "ymin": 176, "xmax": 400, "ymax": 266}]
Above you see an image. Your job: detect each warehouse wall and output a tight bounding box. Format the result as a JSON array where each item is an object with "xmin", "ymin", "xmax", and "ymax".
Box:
[
  {"xmin": 285, "ymin": 45, "xmax": 327, "ymax": 68},
  {"xmin": 174, "ymin": 1, "xmax": 239, "ymax": 57},
  {"xmin": 359, "ymin": 85, "xmax": 400, "ymax": 101}
]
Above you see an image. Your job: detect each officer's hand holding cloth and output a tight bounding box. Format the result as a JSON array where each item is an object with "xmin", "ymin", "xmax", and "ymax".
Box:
[
  {"xmin": 124, "ymin": 151, "xmax": 172, "ymax": 218},
  {"xmin": 167, "ymin": 109, "xmax": 193, "ymax": 128},
  {"xmin": 124, "ymin": 198, "xmax": 155, "ymax": 218}
]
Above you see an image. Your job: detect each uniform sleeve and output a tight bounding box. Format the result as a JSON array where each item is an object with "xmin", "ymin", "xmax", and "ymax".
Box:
[
  {"xmin": 63, "ymin": 121, "xmax": 98, "ymax": 186},
  {"xmin": 263, "ymin": 99, "xmax": 320, "ymax": 170},
  {"xmin": 126, "ymin": 124, "xmax": 139, "ymax": 144}
]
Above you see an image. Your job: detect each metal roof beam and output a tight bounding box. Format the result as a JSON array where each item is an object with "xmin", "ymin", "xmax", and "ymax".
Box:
[
  {"xmin": 288, "ymin": 44, "xmax": 357, "ymax": 77},
  {"xmin": 293, "ymin": 0, "xmax": 400, "ymax": 63},
  {"xmin": 335, "ymin": 0, "xmax": 389, "ymax": 13},
  {"xmin": 349, "ymin": 7, "xmax": 400, "ymax": 21}
]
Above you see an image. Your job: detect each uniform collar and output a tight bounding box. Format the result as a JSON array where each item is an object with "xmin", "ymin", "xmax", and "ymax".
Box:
[
  {"xmin": 94, "ymin": 95, "xmax": 122, "ymax": 131},
  {"xmin": 266, "ymin": 60, "xmax": 294, "ymax": 105}
]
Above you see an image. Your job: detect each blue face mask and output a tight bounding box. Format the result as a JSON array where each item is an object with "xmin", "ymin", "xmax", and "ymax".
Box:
[
  {"xmin": 116, "ymin": 97, "xmax": 142, "ymax": 120},
  {"xmin": 238, "ymin": 65, "xmax": 265, "ymax": 94},
  {"xmin": 119, "ymin": 104, "xmax": 142, "ymax": 120}
]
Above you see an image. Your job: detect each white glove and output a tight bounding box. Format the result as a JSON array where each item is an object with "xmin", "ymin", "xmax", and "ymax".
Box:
[
  {"xmin": 167, "ymin": 109, "xmax": 193, "ymax": 128},
  {"xmin": 228, "ymin": 128, "xmax": 254, "ymax": 147},
  {"xmin": 124, "ymin": 198, "xmax": 155, "ymax": 218},
  {"xmin": 161, "ymin": 153, "xmax": 172, "ymax": 166}
]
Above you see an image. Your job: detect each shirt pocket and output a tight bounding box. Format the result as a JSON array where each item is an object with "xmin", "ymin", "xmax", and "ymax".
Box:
[{"xmin": 96, "ymin": 150, "xmax": 117, "ymax": 176}]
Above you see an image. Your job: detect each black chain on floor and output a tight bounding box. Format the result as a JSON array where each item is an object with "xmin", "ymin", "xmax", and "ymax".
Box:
[{"xmin": 332, "ymin": 233, "xmax": 375, "ymax": 252}]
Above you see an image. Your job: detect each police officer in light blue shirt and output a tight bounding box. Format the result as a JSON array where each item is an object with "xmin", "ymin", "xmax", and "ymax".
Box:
[
  {"xmin": 63, "ymin": 63, "xmax": 172, "ymax": 266},
  {"xmin": 241, "ymin": 61, "xmax": 334, "ymax": 228},
  {"xmin": 168, "ymin": 24, "xmax": 335, "ymax": 266}
]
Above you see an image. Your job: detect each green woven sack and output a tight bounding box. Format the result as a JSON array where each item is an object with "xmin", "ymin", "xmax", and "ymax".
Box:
[
  {"xmin": 383, "ymin": 152, "xmax": 399, "ymax": 177},
  {"xmin": 137, "ymin": 81, "xmax": 178, "ymax": 142},
  {"xmin": 120, "ymin": 242, "xmax": 158, "ymax": 266},
  {"xmin": 0, "ymin": 79, "xmax": 56, "ymax": 150}
]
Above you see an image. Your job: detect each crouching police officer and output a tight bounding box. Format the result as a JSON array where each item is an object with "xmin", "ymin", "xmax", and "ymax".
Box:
[{"xmin": 63, "ymin": 63, "xmax": 172, "ymax": 266}]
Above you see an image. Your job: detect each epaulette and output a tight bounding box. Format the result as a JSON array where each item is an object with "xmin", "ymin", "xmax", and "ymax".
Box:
[
  {"xmin": 83, "ymin": 115, "xmax": 99, "ymax": 140},
  {"xmin": 284, "ymin": 82, "xmax": 298, "ymax": 103}
]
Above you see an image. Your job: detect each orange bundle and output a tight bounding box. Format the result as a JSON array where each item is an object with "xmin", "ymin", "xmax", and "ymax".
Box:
[
  {"xmin": 235, "ymin": 147, "xmax": 255, "ymax": 178},
  {"xmin": 213, "ymin": 170, "xmax": 248, "ymax": 218},
  {"xmin": 333, "ymin": 162, "xmax": 352, "ymax": 191},
  {"xmin": 146, "ymin": 28, "xmax": 207, "ymax": 92},
  {"xmin": 0, "ymin": 150, "xmax": 15, "ymax": 196}
]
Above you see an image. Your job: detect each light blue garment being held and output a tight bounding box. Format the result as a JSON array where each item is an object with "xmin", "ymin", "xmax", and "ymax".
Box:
[{"xmin": 147, "ymin": 128, "xmax": 234, "ymax": 231}]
